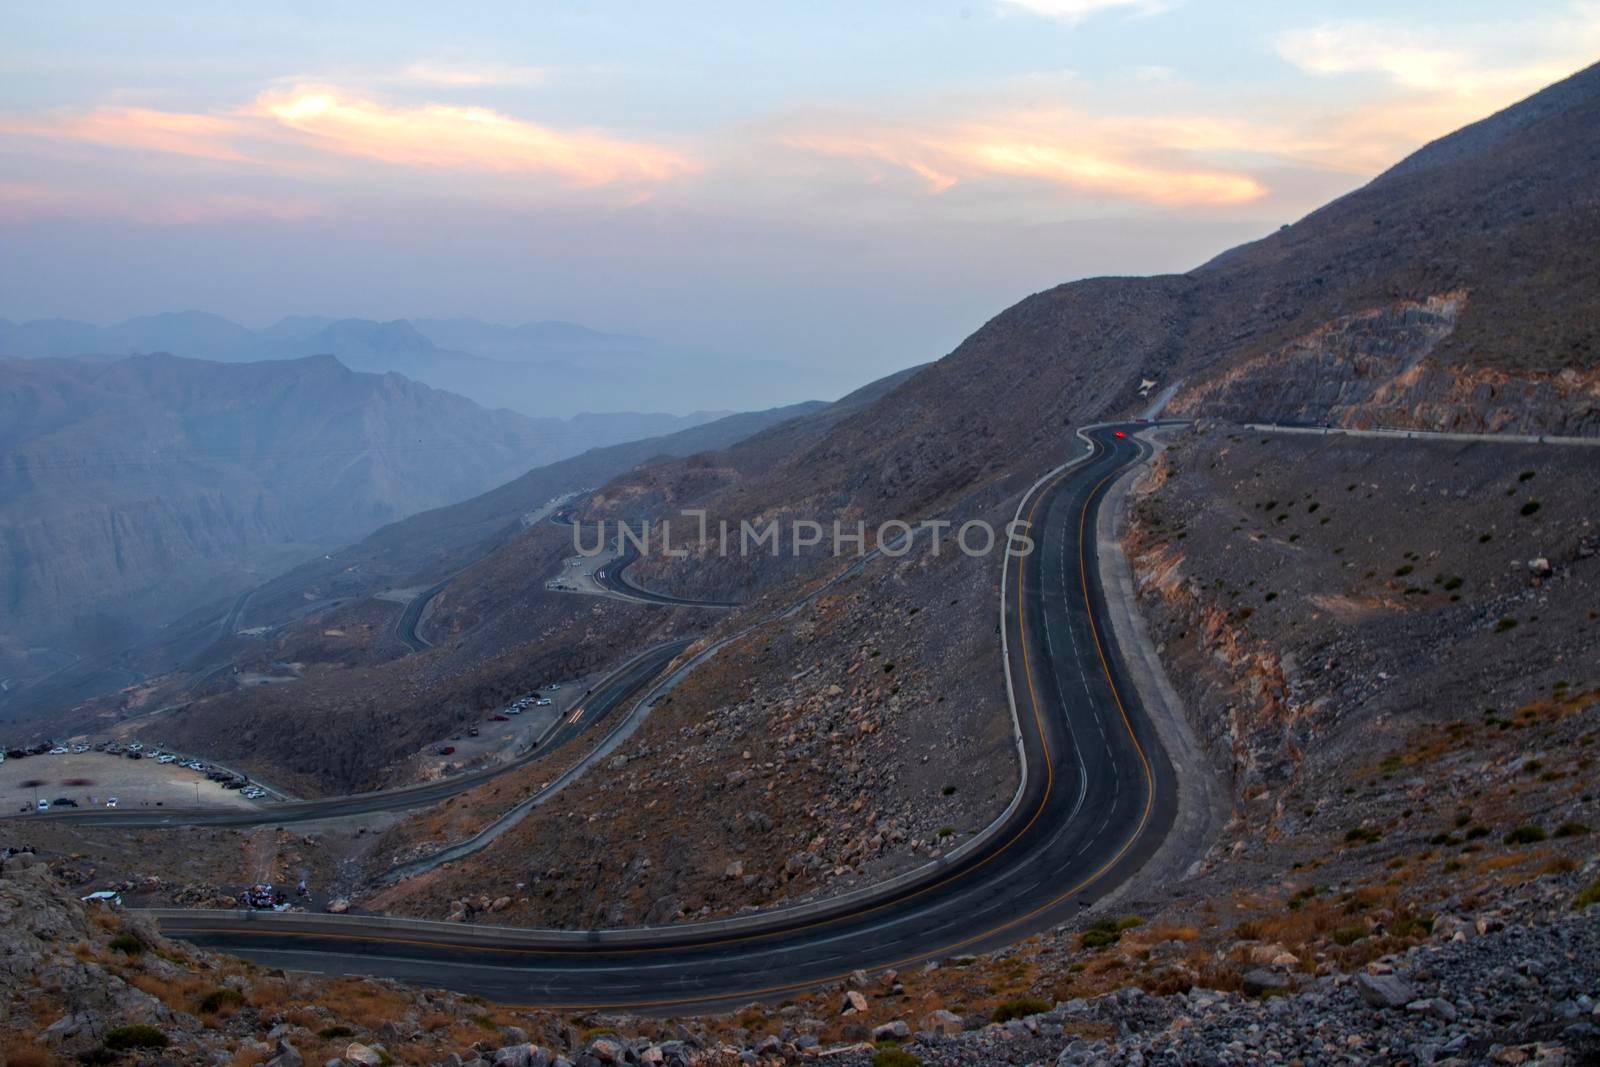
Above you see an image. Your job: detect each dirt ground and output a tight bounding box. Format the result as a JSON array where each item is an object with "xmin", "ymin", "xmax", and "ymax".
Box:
[{"xmin": 0, "ymin": 751, "xmax": 258, "ymax": 813}]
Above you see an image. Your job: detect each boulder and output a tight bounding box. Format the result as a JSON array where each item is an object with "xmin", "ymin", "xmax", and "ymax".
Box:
[
  {"xmin": 344, "ymin": 1044, "xmax": 384, "ymax": 1067},
  {"xmin": 1242, "ymin": 969, "xmax": 1291, "ymax": 996},
  {"xmin": 841, "ymin": 990, "xmax": 868, "ymax": 1015},
  {"xmin": 323, "ymin": 898, "xmax": 350, "ymax": 914},
  {"xmin": 922, "ymin": 1009, "xmax": 962, "ymax": 1036},
  {"xmin": 491, "ymin": 1045, "xmax": 549, "ymax": 1067},
  {"xmin": 266, "ymin": 1040, "xmax": 304, "ymax": 1067},
  {"xmin": 587, "ymin": 1038, "xmax": 624, "ymax": 1064},
  {"xmin": 871, "ymin": 1021, "xmax": 910, "ymax": 1041},
  {"xmin": 1355, "ymin": 971, "xmax": 1416, "ymax": 1009}
]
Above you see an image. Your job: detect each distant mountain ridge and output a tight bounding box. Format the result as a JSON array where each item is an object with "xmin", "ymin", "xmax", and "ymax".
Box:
[
  {"xmin": 0, "ymin": 351, "xmax": 725, "ymax": 697},
  {"xmin": 0, "ymin": 313, "xmax": 833, "ymax": 418}
]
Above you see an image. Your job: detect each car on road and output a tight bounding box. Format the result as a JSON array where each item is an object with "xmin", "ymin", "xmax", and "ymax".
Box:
[
  {"xmin": 490, "ymin": 714, "xmax": 508, "ymax": 721},
  {"xmin": 52, "ymin": 797, "xmax": 78, "ymax": 808},
  {"xmin": 467, "ymin": 727, "xmax": 480, "ymax": 737},
  {"xmin": 437, "ymin": 745, "xmax": 456, "ymax": 756},
  {"xmin": 105, "ymin": 797, "xmax": 118, "ymax": 808},
  {"xmin": 36, "ymin": 799, "xmax": 48, "ymax": 812}
]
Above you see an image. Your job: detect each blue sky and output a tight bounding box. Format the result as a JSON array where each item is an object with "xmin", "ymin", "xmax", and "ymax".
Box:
[{"xmin": 3, "ymin": 1, "xmax": 1597, "ymax": 391}]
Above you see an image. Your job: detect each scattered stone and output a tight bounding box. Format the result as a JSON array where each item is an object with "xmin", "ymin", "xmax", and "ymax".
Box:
[{"xmin": 1356, "ymin": 971, "xmax": 1417, "ymax": 1009}]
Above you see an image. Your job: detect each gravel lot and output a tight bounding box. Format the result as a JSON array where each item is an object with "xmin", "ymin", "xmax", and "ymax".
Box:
[{"xmin": 0, "ymin": 751, "xmax": 257, "ymax": 813}]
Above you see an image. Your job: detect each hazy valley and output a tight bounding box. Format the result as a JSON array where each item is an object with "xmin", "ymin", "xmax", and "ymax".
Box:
[{"xmin": 3, "ymin": 24, "xmax": 1599, "ymax": 1067}]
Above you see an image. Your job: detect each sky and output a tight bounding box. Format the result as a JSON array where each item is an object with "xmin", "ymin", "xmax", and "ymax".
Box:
[{"xmin": 3, "ymin": 1, "xmax": 1598, "ymax": 391}]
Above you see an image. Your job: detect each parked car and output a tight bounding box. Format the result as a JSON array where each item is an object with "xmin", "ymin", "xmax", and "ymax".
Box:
[
  {"xmin": 467, "ymin": 727, "xmax": 480, "ymax": 737},
  {"xmin": 53, "ymin": 798, "xmax": 78, "ymax": 808},
  {"xmin": 437, "ymin": 745, "xmax": 456, "ymax": 756},
  {"xmin": 536, "ymin": 698, "xmax": 552, "ymax": 706},
  {"xmin": 49, "ymin": 746, "xmax": 69, "ymax": 755},
  {"xmin": 105, "ymin": 797, "xmax": 118, "ymax": 808},
  {"xmin": 491, "ymin": 714, "xmax": 509, "ymax": 722},
  {"xmin": 36, "ymin": 799, "xmax": 48, "ymax": 811},
  {"xmin": 126, "ymin": 751, "xmax": 142, "ymax": 760}
]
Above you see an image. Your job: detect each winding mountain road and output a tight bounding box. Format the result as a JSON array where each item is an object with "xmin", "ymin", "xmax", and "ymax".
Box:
[
  {"xmin": 553, "ymin": 512, "xmax": 740, "ymax": 609},
  {"xmin": 145, "ymin": 425, "xmax": 1180, "ymax": 1009},
  {"xmin": 19, "ymin": 639, "xmax": 693, "ymax": 829}
]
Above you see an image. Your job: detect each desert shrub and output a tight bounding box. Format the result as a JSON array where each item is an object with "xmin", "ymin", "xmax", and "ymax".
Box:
[
  {"xmin": 872, "ymin": 1049, "xmax": 922, "ymax": 1067},
  {"xmin": 103, "ymin": 1025, "xmax": 169, "ymax": 1051},
  {"xmin": 108, "ymin": 934, "xmax": 143, "ymax": 956},
  {"xmin": 1080, "ymin": 916, "xmax": 1140, "ymax": 950},
  {"xmin": 199, "ymin": 987, "xmax": 245, "ymax": 1014},
  {"xmin": 1333, "ymin": 925, "xmax": 1366, "ymax": 946},
  {"xmin": 1495, "ymin": 617, "xmax": 1518, "ymax": 633},
  {"xmin": 1520, "ymin": 500, "xmax": 1541, "ymax": 516},
  {"xmin": 1553, "ymin": 821, "xmax": 1590, "ymax": 838},
  {"xmin": 992, "ymin": 997, "xmax": 1051, "ymax": 1023},
  {"xmin": 317, "ymin": 1026, "xmax": 354, "ymax": 1040},
  {"xmin": 1576, "ymin": 878, "xmax": 1600, "ymax": 910},
  {"xmin": 1344, "ymin": 827, "xmax": 1382, "ymax": 846},
  {"xmin": 1390, "ymin": 914, "xmax": 1434, "ymax": 938},
  {"xmin": 1503, "ymin": 825, "xmax": 1547, "ymax": 845}
]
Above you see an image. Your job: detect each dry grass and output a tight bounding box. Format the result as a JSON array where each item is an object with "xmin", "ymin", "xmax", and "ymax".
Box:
[
  {"xmin": 1, "ymin": 1045, "xmax": 58, "ymax": 1067},
  {"xmin": 227, "ymin": 1047, "xmax": 272, "ymax": 1067}
]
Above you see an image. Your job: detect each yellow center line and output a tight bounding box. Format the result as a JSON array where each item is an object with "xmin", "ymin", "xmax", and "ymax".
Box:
[{"xmin": 171, "ymin": 433, "xmax": 1161, "ymax": 1011}]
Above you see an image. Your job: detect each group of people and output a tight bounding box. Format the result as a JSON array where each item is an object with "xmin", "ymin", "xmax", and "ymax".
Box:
[
  {"xmin": 241, "ymin": 878, "xmax": 309, "ymax": 910},
  {"xmin": 242, "ymin": 883, "xmax": 288, "ymax": 910}
]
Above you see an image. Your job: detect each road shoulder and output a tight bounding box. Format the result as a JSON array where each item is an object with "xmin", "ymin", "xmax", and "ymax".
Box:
[{"xmin": 1090, "ymin": 426, "xmax": 1230, "ymax": 913}]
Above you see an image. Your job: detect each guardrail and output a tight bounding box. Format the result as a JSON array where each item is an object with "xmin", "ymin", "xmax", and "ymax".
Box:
[
  {"xmin": 150, "ymin": 421, "xmax": 1181, "ymax": 947},
  {"xmin": 1243, "ymin": 423, "xmax": 1600, "ymax": 447}
]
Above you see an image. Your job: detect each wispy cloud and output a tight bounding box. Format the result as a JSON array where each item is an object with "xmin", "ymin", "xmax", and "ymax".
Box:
[
  {"xmin": 996, "ymin": 0, "xmax": 1173, "ymax": 24},
  {"xmin": 248, "ymin": 84, "xmax": 693, "ymax": 185},
  {"xmin": 399, "ymin": 61, "xmax": 549, "ymax": 87},
  {"xmin": 778, "ymin": 111, "xmax": 1266, "ymax": 206},
  {"xmin": 2, "ymin": 85, "xmax": 694, "ymax": 190},
  {"xmin": 1274, "ymin": 20, "xmax": 1584, "ymax": 95},
  {"xmin": 2, "ymin": 107, "xmax": 252, "ymax": 163}
]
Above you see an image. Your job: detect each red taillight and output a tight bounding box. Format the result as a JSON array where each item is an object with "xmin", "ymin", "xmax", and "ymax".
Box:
[{"xmin": 1114, "ymin": 430, "xmax": 1127, "ymax": 438}]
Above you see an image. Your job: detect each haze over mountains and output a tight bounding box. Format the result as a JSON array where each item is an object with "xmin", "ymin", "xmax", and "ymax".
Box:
[
  {"xmin": 0, "ymin": 351, "xmax": 727, "ymax": 709},
  {"xmin": 0, "ymin": 313, "xmax": 833, "ymax": 418}
]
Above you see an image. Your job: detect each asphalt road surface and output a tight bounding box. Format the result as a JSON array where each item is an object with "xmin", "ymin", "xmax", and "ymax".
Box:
[
  {"xmin": 13, "ymin": 638, "xmax": 693, "ymax": 830},
  {"xmin": 150, "ymin": 425, "xmax": 1178, "ymax": 1009},
  {"xmin": 554, "ymin": 512, "xmax": 739, "ymax": 609}
]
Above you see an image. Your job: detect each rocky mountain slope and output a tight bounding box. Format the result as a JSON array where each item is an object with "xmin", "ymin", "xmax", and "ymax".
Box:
[
  {"xmin": 40, "ymin": 376, "xmax": 909, "ymax": 790},
  {"xmin": 348, "ymin": 63, "xmax": 1600, "ymax": 929},
  {"xmin": 0, "ymin": 353, "xmax": 718, "ymax": 716}
]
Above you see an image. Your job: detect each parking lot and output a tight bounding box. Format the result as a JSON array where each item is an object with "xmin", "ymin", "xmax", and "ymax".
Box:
[
  {"xmin": 0, "ymin": 750, "xmax": 260, "ymax": 813},
  {"xmin": 416, "ymin": 675, "xmax": 593, "ymax": 778}
]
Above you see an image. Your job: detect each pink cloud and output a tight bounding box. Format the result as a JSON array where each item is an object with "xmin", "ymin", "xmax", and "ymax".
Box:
[{"xmin": 248, "ymin": 84, "xmax": 694, "ymax": 186}]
